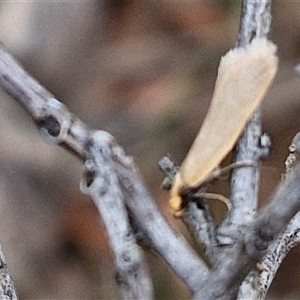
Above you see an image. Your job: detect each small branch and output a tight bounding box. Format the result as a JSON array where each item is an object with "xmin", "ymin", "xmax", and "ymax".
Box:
[
  {"xmin": 158, "ymin": 155, "xmax": 179, "ymax": 182},
  {"xmin": 245, "ymin": 162, "xmax": 300, "ymax": 260},
  {"xmin": 237, "ymin": 0, "xmax": 272, "ymax": 46},
  {"xmin": 237, "ymin": 163, "xmax": 300, "ymax": 299},
  {"xmin": 256, "ymin": 213, "xmax": 300, "ymax": 299},
  {"xmin": 0, "ymin": 245, "xmax": 18, "ymax": 300},
  {"xmin": 192, "ymin": 160, "xmax": 300, "ymax": 300},
  {"xmin": 0, "ymin": 43, "xmax": 209, "ymax": 293},
  {"xmin": 115, "ymin": 153, "xmax": 209, "ymax": 291},
  {"xmin": 192, "ymin": 1, "xmax": 275, "ymax": 299},
  {"xmin": 218, "ymin": 0, "xmax": 272, "ymax": 244},
  {"xmin": 183, "ymin": 201, "xmax": 218, "ymax": 262},
  {"xmin": 158, "ymin": 155, "xmax": 217, "ymax": 262},
  {"xmin": 237, "ymin": 270, "xmax": 260, "ymax": 300},
  {"xmin": 80, "ymin": 131, "xmax": 153, "ymax": 299},
  {"xmin": 252, "ymin": 132, "xmax": 300, "ymax": 298}
]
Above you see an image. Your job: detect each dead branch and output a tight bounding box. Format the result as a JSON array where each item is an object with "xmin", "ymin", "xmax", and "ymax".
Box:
[
  {"xmin": 0, "ymin": 41, "xmax": 208, "ymax": 296},
  {"xmin": 0, "ymin": 245, "xmax": 18, "ymax": 300}
]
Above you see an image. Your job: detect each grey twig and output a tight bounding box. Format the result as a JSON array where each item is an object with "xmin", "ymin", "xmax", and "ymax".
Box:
[
  {"xmin": 198, "ymin": 2, "xmax": 300, "ymax": 299},
  {"xmin": 193, "ymin": 0, "xmax": 275, "ymax": 299},
  {"xmin": 256, "ymin": 213, "xmax": 300, "ymax": 300},
  {"xmin": 115, "ymin": 153, "xmax": 209, "ymax": 292},
  {"xmin": 192, "ymin": 160, "xmax": 300, "ymax": 300},
  {"xmin": 158, "ymin": 155, "xmax": 218, "ymax": 262},
  {"xmin": 0, "ymin": 245, "xmax": 18, "ymax": 300},
  {"xmin": 251, "ymin": 132, "xmax": 300, "ymax": 299},
  {"xmin": 218, "ymin": 0, "xmax": 272, "ymax": 245},
  {"xmin": 0, "ymin": 42, "xmax": 208, "ymax": 295},
  {"xmin": 80, "ymin": 131, "xmax": 153, "ymax": 299},
  {"xmin": 183, "ymin": 201, "xmax": 218, "ymax": 262},
  {"xmin": 237, "ymin": 0, "xmax": 272, "ymax": 45}
]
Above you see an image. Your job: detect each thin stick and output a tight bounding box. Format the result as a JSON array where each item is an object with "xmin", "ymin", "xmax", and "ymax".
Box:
[
  {"xmin": 0, "ymin": 42, "xmax": 208, "ymax": 293},
  {"xmin": 0, "ymin": 245, "xmax": 18, "ymax": 300}
]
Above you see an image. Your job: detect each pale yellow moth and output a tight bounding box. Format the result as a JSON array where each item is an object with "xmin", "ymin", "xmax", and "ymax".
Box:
[{"xmin": 169, "ymin": 38, "xmax": 278, "ymax": 214}]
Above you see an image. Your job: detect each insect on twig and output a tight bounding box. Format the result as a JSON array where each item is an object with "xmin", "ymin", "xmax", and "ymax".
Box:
[{"xmin": 169, "ymin": 38, "xmax": 278, "ymax": 216}]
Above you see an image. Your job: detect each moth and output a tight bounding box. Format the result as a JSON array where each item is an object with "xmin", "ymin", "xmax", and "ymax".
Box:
[{"xmin": 169, "ymin": 38, "xmax": 278, "ymax": 215}]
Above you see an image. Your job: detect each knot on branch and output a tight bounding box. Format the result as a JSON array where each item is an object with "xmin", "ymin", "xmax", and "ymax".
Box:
[
  {"xmin": 245, "ymin": 225, "xmax": 274, "ymax": 260},
  {"xmin": 37, "ymin": 114, "xmax": 61, "ymax": 137},
  {"xmin": 36, "ymin": 98, "xmax": 71, "ymax": 144},
  {"xmin": 258, "ymin": 133, "xmax": 272, "ymax": 158},
  {"xmin": 80, "ymin": 130, "xmax": 115, "ymax": 194}
]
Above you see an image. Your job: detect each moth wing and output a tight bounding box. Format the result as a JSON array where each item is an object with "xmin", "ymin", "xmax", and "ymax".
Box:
[{"xmin": 171, "ymin": 38, "xmax": 278, "ymax": 200}]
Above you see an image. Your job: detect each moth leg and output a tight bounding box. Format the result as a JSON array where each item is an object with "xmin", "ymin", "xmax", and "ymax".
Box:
[
  {"xmin": 191, "ymin": 192, "xmax": 232, "ymax": 211},
  {"xmin": 188, "ymin": 161, "xmax": 254, "ymax": 212},
  {"xmin": 207, "ymin": 160, "xmax": 255, "ymax": 183}
]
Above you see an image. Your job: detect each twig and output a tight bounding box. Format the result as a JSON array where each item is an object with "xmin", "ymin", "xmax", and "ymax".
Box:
[
  {"xmin": 115, "ymin": 152, "xmax": 209, "ymax": 291},
  {"xmin": 218, "ymin": 0, "xmax": 273, "ymax": 245},
  {"xmin": 245, "ymin": 162, "xmax": 300, "ymax": 260},
  {"xmin": 0, "ymin": 245, "xmax": 18, "ymax": 300},
  {"xmin": 238, "ymin": 132, "xmax": 300, "ymax": 299},
  {"xmin": 0, "ymin": 42, "xmax": 209, "ymax": 293},
  {"xmin": 192, "ymin": 160, "xmax": 300, "ymax": 300},
  {"xmin": 183, "ymin": 201, "xmax": 218, "ymax": 263},
  {"xmin": 158, "ymin": 155, "xmax": 218, "ymax": 263},
  {"xmin": 192, "ymin": 1, "xmax": 274, "ymax": 299},
  {"xmin": 256, "ymin": 213, "xmax": 300, "ymax": 299},
  {"xmin": 237, "ymin": 0, "xmax": 272, "ymax": 46},
  {"xmin": 237, "ymin": 133, "xmax": 299, "ymax": 299},
  {"xmin": 253, "ymin": 132, "xmax": 300, "ymax": 299},
  {"xmin": 80, "ymin": 131, "xmax": 153, "ymax": 299}
]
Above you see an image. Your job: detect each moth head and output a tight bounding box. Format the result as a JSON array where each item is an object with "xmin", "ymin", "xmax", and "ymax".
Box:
[
  {"xmin": 169, "ymin": 172, "xmax": 197, "ymax": 216},
  {"xmin": 169, "ymin": 172, "xmax": 186, "ymax": 216},
  {"xmin": 169, "ymin": 195, "xmax": 184, "ymax": 217}
]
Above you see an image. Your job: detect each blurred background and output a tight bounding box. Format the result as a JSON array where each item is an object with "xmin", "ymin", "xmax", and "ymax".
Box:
[{"xmin": 0, "ymin": 1, "xmax": 300, "ymax": 299}]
